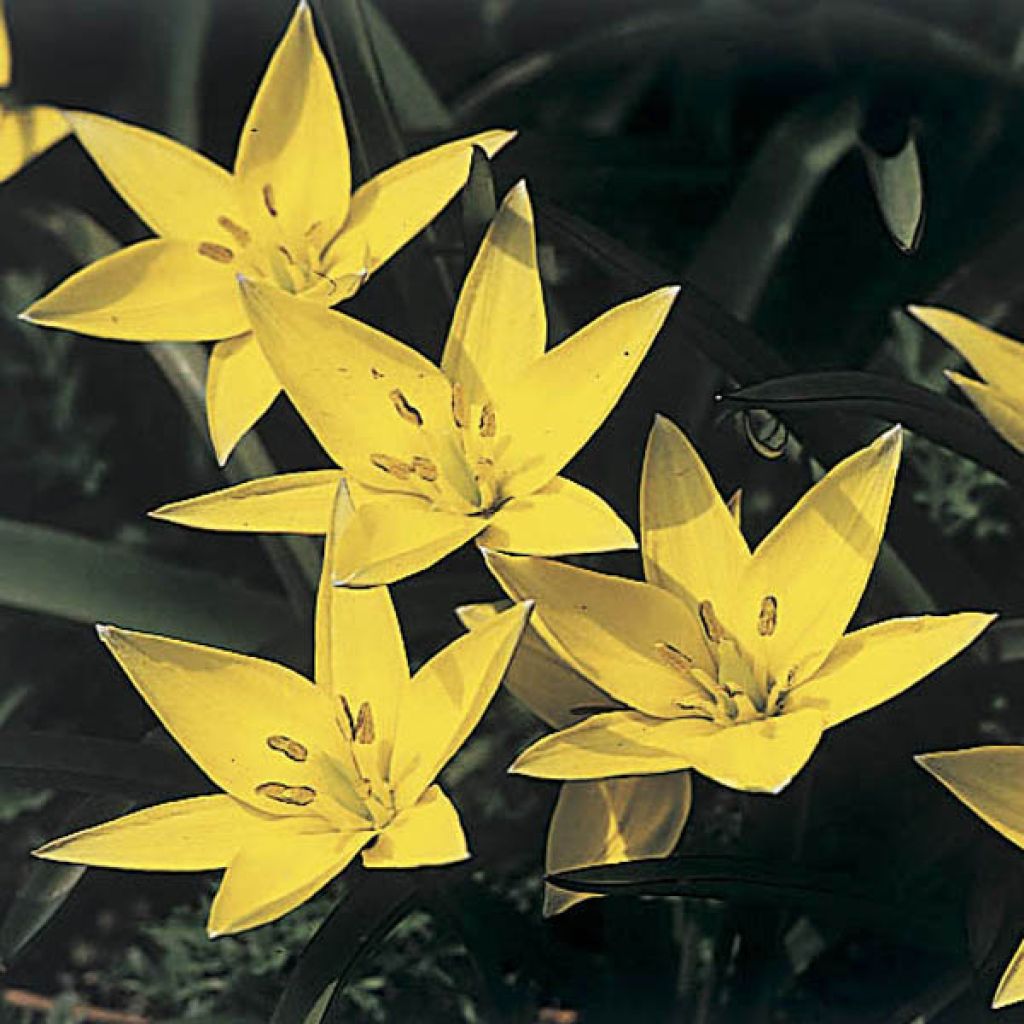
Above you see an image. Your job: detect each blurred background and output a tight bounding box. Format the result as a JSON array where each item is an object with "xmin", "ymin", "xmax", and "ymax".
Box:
[{"xmin": 5, "ymin": 0, "xmax": 1024, "ymax": 1020}]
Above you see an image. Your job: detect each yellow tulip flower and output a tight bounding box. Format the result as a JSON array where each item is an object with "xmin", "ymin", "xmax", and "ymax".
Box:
[
  {"xmin": 916, "ymin": 746, "xmax": 1024, "ymax": 1009},
  {"xmin": 910, "ymin": 305, "xmax": 1024, "ymax": 456},
  {"xmin": 34, "ymin": 488, "xmax": 532, "ymax": 937},
  {"xmin": 457, "ymin": 601, "xmax": 691, "ymax": 917},
  {"xmin": 0, "ymin": 0, "xmax": 68, "ymax": 183},
  {"xmin": 20, "ymin": 1, "xmax": 514, "ymax": 463},
  {"xmin": 485, "ymin": 416, "xmax": 994, "ymax": 794},
  {"xmin": 150, "ymin": 182, "xmax": 678, "ymax": 585}
]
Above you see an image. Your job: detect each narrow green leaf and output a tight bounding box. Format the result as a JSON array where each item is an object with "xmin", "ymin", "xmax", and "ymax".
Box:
[
  {"xmin": 862, "ymin": 130, "xmax": 925, "ymax": 253},
  {"xmin": 0, "ymin": 517, "xmax": 293, "ymax": 652},
  {"xmin": 719, "ymin": 370, "xmax": 1024, "ymax": 486},
  {"xmin": 461, "ymin": 145, "xmax": 496, "ymax": 269},
  {"xmin": 271, "ymin": 868, "xmax": 418, "ymax": 1024}
]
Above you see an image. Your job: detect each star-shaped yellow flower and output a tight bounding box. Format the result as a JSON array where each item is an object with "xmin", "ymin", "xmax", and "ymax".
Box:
[
  {"xmin": 485, "ymin": 416, "xmax": 993, "ymax": 794},
  {"xmin": 149, "ymin": 182, "xmax": 678, "ymax": 585},
  {"xmin": 916, "ymin": 746, "xmax": 1024, "ymax": 1009},
  {"xmin": 20, "ymin": 1, "xmax": 514, "ymax": 463},
  {"xmin": 34, "ymin": 487, "xmax": 532, "ymax": 937},
  {"xmin": 0, "ymin": 0, "xmax": 68, "ymax": 183},
  {"xmin": 911, "ymin": 305, "xmax": 1024, "ymax": 456},
  {"xmin": 457, "ymin": 601, "xmax": 691, "ymax": 917}
]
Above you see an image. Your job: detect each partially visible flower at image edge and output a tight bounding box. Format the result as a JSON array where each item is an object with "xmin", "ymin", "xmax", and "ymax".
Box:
[{"xmin": 34, "ymin": 485, "xmax": 532, "ymax": 936}]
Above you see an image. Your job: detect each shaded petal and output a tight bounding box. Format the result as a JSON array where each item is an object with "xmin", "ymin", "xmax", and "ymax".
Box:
[
  {"xmin": 544, "ymin": 773, "xmax": 691, "ymax": 916},
  {"xmin": 208, "ymin": 825, "xmax": 370, "ymax": 936},
  {"xmin": 316, "ymin": 482, "xmax": 408, "ymax": 786},
  {"xmin": 97, "ymin": 626, "xmax": 362, "ymax": 819},
  {"xmin": 151, "ymin": 470, "xmax": 342, "ymax": 535},
  {"xmin": 332, "ymin": 129, "xmax": 516, "ymax": 278},
  {"xmin": 362, "ymin": 785, "xmax": 468, "ymax": 869},
  {"xmin": 641, "ymin": 415, "xmax": 749, "ymax": 629},
  {"xmin": 456, "ymin": 601, "xmax": 613, "ymax": 730},
  {"xmin": 0, "ymin": 104, "xmax": 68, "ymax": 183},
  {"xmin": 331, "ymin": 491, "xmax": 485, "ymax": 586},
  {"xmin": 787, "ymin": 613, "xmax": 994, "ymax": 729},
  {"xmin": 494, "ymin": 286, "xmax": 678, "ymax": 496},
  {"xmin": 240, "ymin": 279, "xmax": 462, "ymax": 497},
  {"xmin": 995, "ymin": 937, "xmax": 1024, "ymax": 1009},
  {"xmin": 910, "ymin": 306, "xmax": 1024, "ymax": 391},
  {"xmin": 510, "ymin": 710, "xmax": 717, "ymax": 780},
  {"xmin": 234, "ymin": 3, "xmax": 350, "ymax": 242},
  {"xmin": 33, "ymin": 795, "xmax": 275, "ymax": 871},
  {"xmin": 947, "ymin": 372, "xmax": 1024, "ymax": 455},
  {"xmin": 22, "ymin": 239, "xmax": 245, "ymax": 341},
  {"xmin": 744, "ymin": 426, "xmax": 902, "ymax": 682},
  {"xmin": 484, "ymin": 550, "xmax": 712, "ymax": 719},
  {"xmin": 441, "ymin": 181, "xmax": 544, "ymax": 405},
  {"xmin": 0, "ymin": 3, "xmax": 10, "ymax": 88},
  {"xmin": 65, "ymin": 110, "xmax": 241, "ymax": 240},
  {"xmin": 391, "ymin": 602, "xmax": 532, "ymax": 807},
  {"xmin": 480, "ymin": 476, "xmax": 635, "ymax": 556},
  {"xmin": 916, "ymin": 746, "xmax": 1024, "ymax": 851},
  {"xmin": 206, "ymin": 332, "xmax": 281, "ymax": 465}
]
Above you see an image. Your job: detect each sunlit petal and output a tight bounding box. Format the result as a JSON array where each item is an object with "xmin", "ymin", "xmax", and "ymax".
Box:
[
  {"xmin": 0, "ymin": 104, "xmax": 68, "ymax": 183},
  {"xmin": 362, "ymin": 785, "xmax": 468, "ymax": 869},
  {"xmin": 994, "ymin": 937, "xmax": 1024, "ymax": 1009},
  {"xmin": 947, "ymin": 371, "xmax": 1024, "ymax": 455}
]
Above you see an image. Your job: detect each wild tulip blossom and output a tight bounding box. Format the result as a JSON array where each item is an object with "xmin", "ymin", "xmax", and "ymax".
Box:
[
  {"xmin": 911, "ymin": 305, "xmax": 1024, "ymax": 456},
  {"xmin": 916, "ymin": 746, "xmax": 1024, "ymax": 1009},
  {"xmin": 150, "ymin": 182, "xmax": 678, "ymax": 586},
  {"xmin": 457, "ymin": 601, "xmax": 691, "ymax": 917},
  {"xmin": 485, "ymin": 416, "xmax": 994, "ymax": 794},
  {"xmin": 34, "ymin": 489, "xmax": 532, "ymax": 936},
  {"xmin": 0, "ymin": 0, "xmax": 68, "ymax": 183},
  {"xmin": 20, "ymin": 1, "xmax": 514, "ymax": 463}
]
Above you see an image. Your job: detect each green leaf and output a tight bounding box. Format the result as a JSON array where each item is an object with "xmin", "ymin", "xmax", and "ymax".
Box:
[
  {"xmin": 862, "ymin": 130, "xmax": 925, "ymax": 254},
  {"xmin": 0, "ymin": 517, "xmax": 294, "ymax": 651},
  {"xmin": 549, "ymin": 856, "xmax": 962, "ymax": 952},
  {"xmin": 271, "ymin": 868, "xmax": 418, "ymax": 1024},
  {"xmin": 718, "ymin": 370, "xmax": 1024, "ymax": 486},
  {"xmin": 460, "ymin": 145, "xmax": 497, "ymax": 269}
]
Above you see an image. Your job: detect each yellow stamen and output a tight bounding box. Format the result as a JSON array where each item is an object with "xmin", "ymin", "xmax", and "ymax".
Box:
[
  {"xmin": 654, "ymin": 641, "xmax": 693, "ymax": 675},
  {"xmin": 389, "ymin": 388, "xmax": 423, "ymax": 427},
  {"xmin": 338, "ymin": 694, "xmax": 356, "ymax": 738},
  {"xmin": 479, "ymin": 403, "xmax": 497, "ymax": 438},
  {"xmin": 262, "ymin": 182, "xmax": 278, "ymax": 217},
  {"xmin": 277, "ymin": 244, "xmax": 295, "ymax": 266},
  {"xmin": 217, "ymin": 215, "xmax": 251, "ymax": 247},
  {"xmin": 452, "ymin": 382, "xmax": 468, "ymax": 429},
  {"xmin": 354, "ymin": 702, "xmax": 375, "ymax": 744},
  {"xmin": 370, "ymin": 454, "xmax": 413, "ymax": 480},
  {"xmin": 255, "ymin": 782, "xmax": 316, "ymax": 806},
  {"xmin": 198, "ymin": 241, "xmax": 234, "ymax": 264},
  {"xmin": 698, "ymin": 600, "xmax": 725, "ymax": 644},
  {"xmin": 411, "ymin": 455, "xmax": 439, "ymax": 482},
  {"xmin": 305, "ymin": 219, "xmax": 323, "ymax": 238},
  {"xmin": 758, "ymin": 596, "xmax": 778, "ymax": 637},
  {"xmin": 266, "ymin": 735, "xmax": 308, "ymax": 762}
]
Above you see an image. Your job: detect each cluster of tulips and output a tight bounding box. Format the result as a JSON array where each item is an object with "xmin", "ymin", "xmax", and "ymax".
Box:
[{"xmin": 9, "ymin": 0, "xmax": 1024, "ymax": 1009}]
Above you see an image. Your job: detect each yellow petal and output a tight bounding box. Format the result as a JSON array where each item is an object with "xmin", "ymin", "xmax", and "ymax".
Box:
[
  {"xmin": 239, "ymin": 279, "xmax": 457, "ymax": 492},
  {"xmin": 33, "ymin": 795, "xmax": 276, "ymax": 871},
  {"xmin": 916, "ymin": 745, "xmax": 1024, "ymax": 850},
  {"xmin": 0, "ymin": 104, "xmax": 68, "ymax": 183},
  {"xmin": 234, "ymin": 2, "xmax": 350, "ymax": 243},
  {"xmin": 65, "ymin": 110, "xmax": 241, "ymax": 240},
  {"xmin": 391, "ymin": 601, "xmax": 532, "ymax": 807},
  {"xmin": 0, "ymin": 1, "xmax": 10, "ymax": 89},
  {"xmin": 947, "ymin": 371, "xmax": 1024, "ymax": 455},
  {"xmin": 641, "ymin": 415, "xmax": 749, "ymax": 630},
  {"xmin": 910, "ymin": 306, "xmax": 1024, "ymax": 392},
  {"xmin": 480, "ymin": 476, "xmax": 635, "ymax": 556},
  {"xmin": 331, "ymin": 492, "xmax": 485, "ymax": 586},
  {"xmin": 22, "ymin": 239, "xmax": 246, "ymax": 341},
  {"xmin": 97, "ymin": 625, "xmax": 362, "ymax": 819},
  {"xmin": 208, "ymin": 825, "xmax": 370, "ymax": 936},
  {"xmin": 316, "ymin": 482, "xmax": 409, "ymax": 785},
  {"xmin": 440, "ymin": 181, "xmax": 545, "ymax": 404},
  {"xmin": 744, "ymin": 426, "xmax": 902, "ymax": 682},
  {"xmin": 510, "ymin": 710, "xmax": 717, "ymax": 780},
  {"xmin": 994, "ymin": 937, "xmax": 1024, "ymax": 1009},
  {"xmin": 151, "ymin": 470, "xmax": 342, "ymax": 534},
  {"xmin": 206, "ymin": 332, "xmax": 281, "ymax": 465},
  {"xmin": 333, "ymin": 129, "xmax": 516, "ymax": 277},
  {"xmin": 362, "ymin": 785, "xmax": 468, "ymax": 869},
  {"xmin": 494, "ymin": 286, "xmax": 678, "ymax": 496},
  {"xmin": 786, "ymin": 612, "xmax": 994, "ymax": 729},
  {"xmin": 456, "ymin": 601, "xmax": 613, "ymax": 730},
  {"xmin": 544, "ymin": 773, "xmax": 691, "ymax": 916},
  {"xmin": 483, "ymin": 550, "xmax": 712, "ymax": 719}
]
